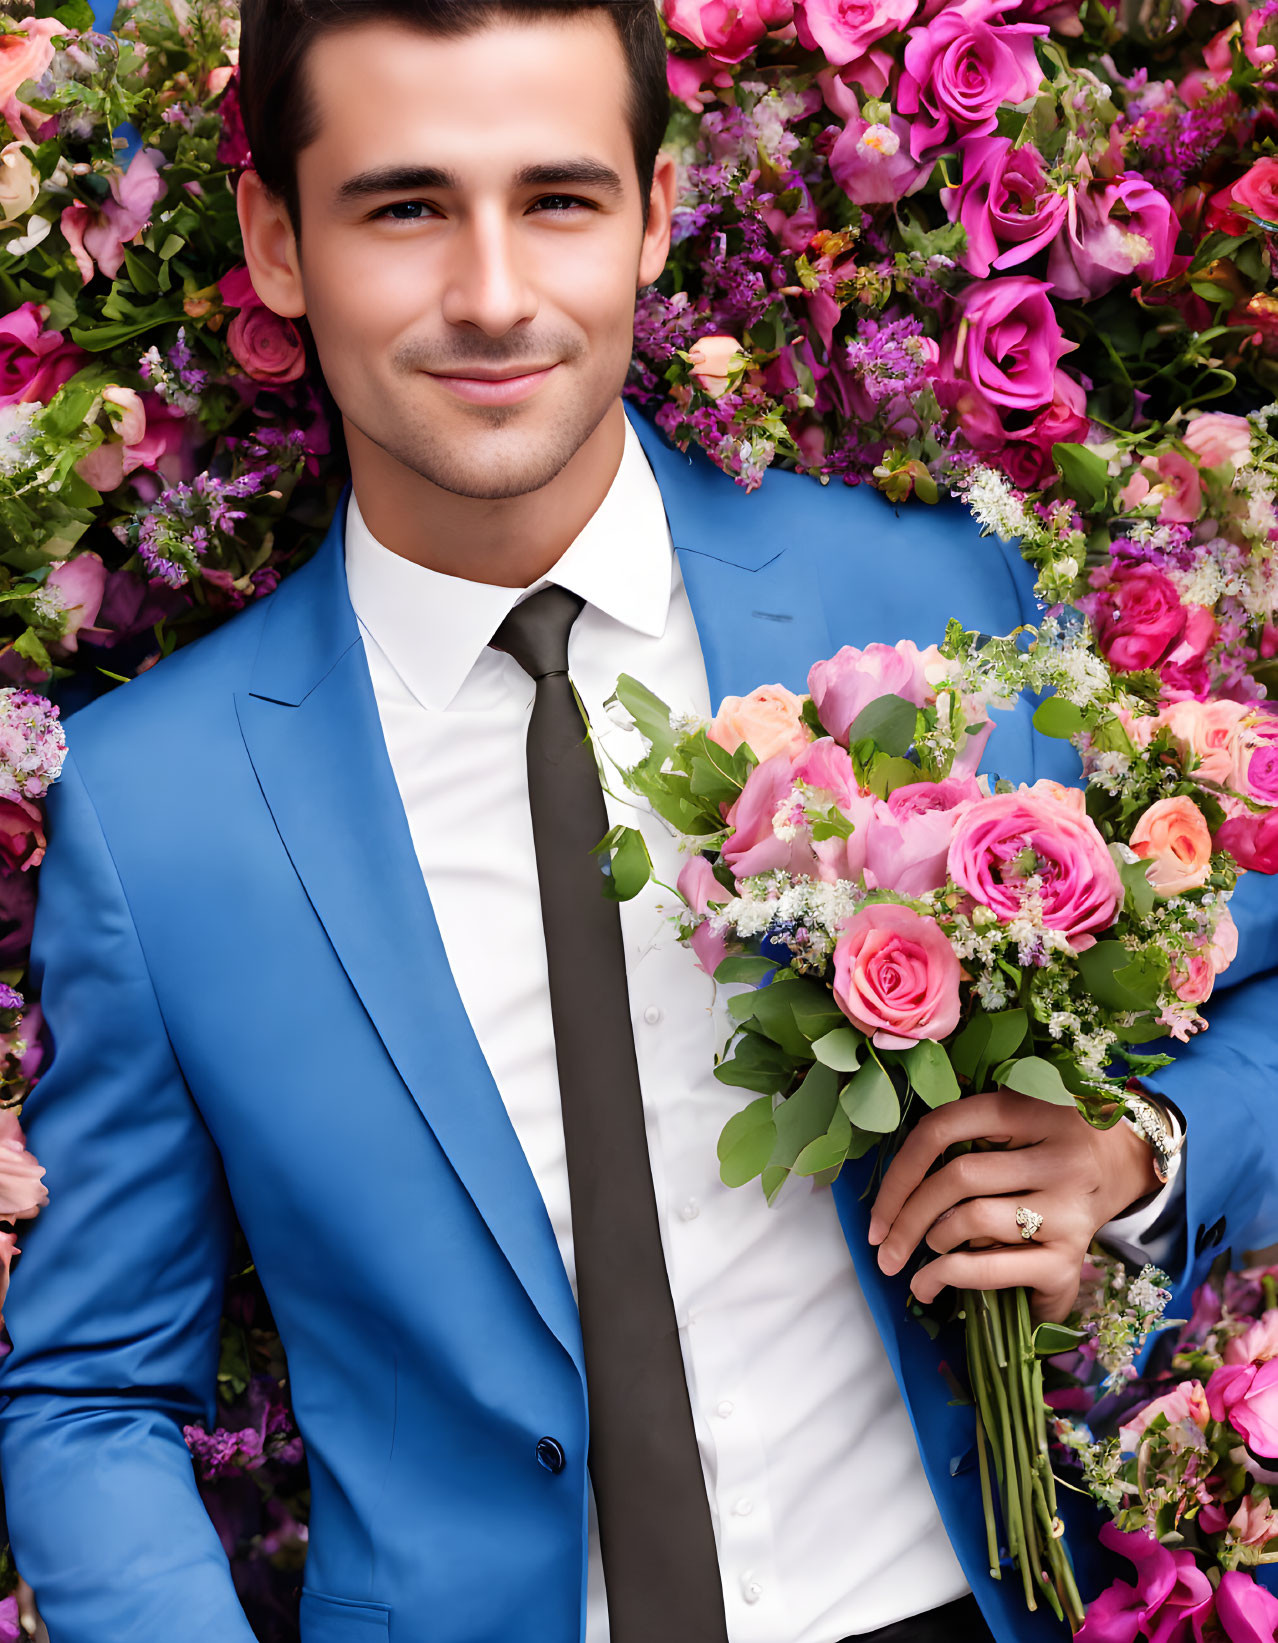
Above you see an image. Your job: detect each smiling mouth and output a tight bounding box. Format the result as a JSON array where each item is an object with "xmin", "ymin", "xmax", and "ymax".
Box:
[{"xmin": 424, "ymin": 363, "xmax": 561, "ymax": 406}]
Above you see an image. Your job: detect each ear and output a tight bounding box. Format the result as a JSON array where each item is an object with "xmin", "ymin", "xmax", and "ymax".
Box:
[
  {"xmin": 637, "ymin": 149, "xmax": 677, "ymax": 288},
  {"xmin": 235, "ymin": 170, "xmax": 307, "ymax": 319}
]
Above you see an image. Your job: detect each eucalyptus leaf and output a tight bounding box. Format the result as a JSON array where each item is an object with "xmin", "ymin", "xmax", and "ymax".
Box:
[
  {"xmin": 902, "ymin": 1038, "xmax": 960, "ymax": 1107},
  {"xmin": 840, "ymin": 1058, "xmax": 900, "ymax": 1132},
  {"xmin": 951, "ymin": 1007, "xmax": 1028, "ymax": 1088},
  {"xmin": 993, "ymin": 1055, "xmax": 1076, "ymax": 1106},
  {"xmin": 812, "ymin": 1026, "xmax": 864, "ymax": 1071},
  {"xmin": 794, "ymin": 1106, "xmax": 853, "ymax": 1176},
  {"xmin": 846, "ymin": 693, "xmax": 918, "ymax": 757},
  {"xmin": 713, "ymin": 955, "xmax": 779, "ymax": 987},
  {"xmin": 770, "ymin": 1063, "xmax": 840, "ymax": 1169},
  {"xmin": 1032, "ymin": 696, "xmax": 1088, "ymax": 739},
  {"xmin": 717, "ymin": 1095, "xmax": 777, "ymax": 1187}
]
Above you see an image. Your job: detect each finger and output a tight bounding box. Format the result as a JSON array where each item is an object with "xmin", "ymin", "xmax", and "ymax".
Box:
[
  {"xmin": 909, "ymin": 1246, "xmax": 1084, "ymax": 1322},
  {"xmin": 876, "ymin": 1147, "xmax": 1052, "ymax": 1276},
  {"xmin": 869, "ymin": 1090, "xmax": 1062, "ymax": 1243},
  {"xmin": 925, "ymin": 1194, "xmax": 1056, "ymax": 1256}
]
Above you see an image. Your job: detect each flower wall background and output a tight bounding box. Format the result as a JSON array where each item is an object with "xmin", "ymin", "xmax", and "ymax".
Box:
[{"xmin": 0, "ymin": 0, "xmax": 1269, "ymax": 1634}]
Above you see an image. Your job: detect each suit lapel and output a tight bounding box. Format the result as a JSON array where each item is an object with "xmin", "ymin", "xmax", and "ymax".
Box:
[{"xmin": 235, "ymin": 491, "xmax": 583, "ymax": 1375}]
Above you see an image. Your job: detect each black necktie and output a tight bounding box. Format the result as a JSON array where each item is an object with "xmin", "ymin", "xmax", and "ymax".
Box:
[{"xmin": 491, "ymin": 586, "xmax": 729, "ymax": 1643}]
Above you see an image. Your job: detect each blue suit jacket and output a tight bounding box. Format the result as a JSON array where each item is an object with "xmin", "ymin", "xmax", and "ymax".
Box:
[{"xmin": 0, "ymin": 406, "xmax": 1275, "ymax": 1643}]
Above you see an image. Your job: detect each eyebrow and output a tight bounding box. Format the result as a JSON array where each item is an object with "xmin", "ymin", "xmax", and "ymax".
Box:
[{"xmin": 333, "ymin": 159, "xmax": 627, "ymax": 209}]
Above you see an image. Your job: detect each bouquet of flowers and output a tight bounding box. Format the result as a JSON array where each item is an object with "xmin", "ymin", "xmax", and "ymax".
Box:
[
  {"xmin": 1049, "ymin": 1251, "xmax": 1278, "ymax": 1639},
  {"xmin": 602, "ymin": 623, "xmax": 1241, "ymax": 1626}
]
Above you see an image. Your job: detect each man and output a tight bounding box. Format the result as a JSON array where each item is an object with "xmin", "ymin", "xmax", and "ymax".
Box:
[{"xmin": 0, "ymin": 4, "xmax": 1274, "ymax": 1641}]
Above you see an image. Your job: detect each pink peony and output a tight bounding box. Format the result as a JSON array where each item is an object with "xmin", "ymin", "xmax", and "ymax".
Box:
[
  {"xmin": 795, "ymin": 0, "xmax": 918, "ymax": 63},
  {"xmin": 937, "ymin": 277, "xmax": 1078, "ymax": 414},
  {"xmin": 897, "ymin": 0, "xmax": 1047, "ymax": 159},
  {"xmin": 1083, "ymin": 562, "xmax": 1188, "ymax": 673},
  {"xmin": 677, "ymin": 854, "xmax": 733, "ymax": 977},
  {"xmin": 60, "ymin": 147, "xmax": 168, "ymax": 285},
  {"xmin": 662, "ymin": 0, "xmax": 795, "ymax": 61},
  {"xmin": 947, "ymin": 788, "xmax": 1123, "ymax": 951},
  {"xmin": 0, "ymin": 18, "xmax": 65, "ymax": 143},
  {"xmin": 1183, "ymin": 410, "xmax": 1253, "ymax": 470},
  {"xmin": 1046, "ymin": 175, "xmax": 1180, "ymax": 302},
  {"xmin": 1230, "ymin": 157, "xmax": 1278, "ymax": 228},
  {"xmin": 807, "ymin": 639, "xmax": 938, "ymax": 745},
  {"xmin": 1209, "ymin": 1359, "xmax": 1278, "ymax": 1457},
  {"xmin": 216, "ymin": 266, "xmax": 307, "ymax": 386},
  {"xmin": 832, "ymin": 902, "xmax": 960, "ymax": 1048},
  {"xmin": 1076, "ymin": 1523, "xmax": 1214, "ymax": 1643},
  {"xmin": 1129, "ymin": 796, "xmax": 1212, "ymax": 894},
  {"xmin": 0, "ymin": 1107, "xmax": 46, "ymax": 1219},
  {"xmin": 0, "ymin": 300, "xmax": 88, "ymax": 408},
  {"xmin": 940, "ymin": 137, "xmax": 1069, "ymax": 279},
  {"xmin": 1118, "ymin": 1379, "xmax": 1210, "ymax": 1453},
  {"xmin": 709, "ymin": 683, "xmax": 812, "ymax": 762}
]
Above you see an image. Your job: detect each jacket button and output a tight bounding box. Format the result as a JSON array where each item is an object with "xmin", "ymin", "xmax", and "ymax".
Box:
[{"xmin": 536, "ymin": 1437, "xmax": 566, "ymax": 1474}]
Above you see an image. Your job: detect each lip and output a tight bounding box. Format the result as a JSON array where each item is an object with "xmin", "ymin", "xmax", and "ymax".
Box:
[{"xmin": 427, "ymin": 363, "xmax": 559, "ymax": 407}]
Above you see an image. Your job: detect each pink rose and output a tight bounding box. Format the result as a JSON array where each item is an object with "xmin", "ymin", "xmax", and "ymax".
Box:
[
  {"xmin": 832, "ymin": 902, "xmax": 961, "ymax": 1048},
  {"xmin": 1046, "ymin": 175, "xmax": 1180, "ymax": 302},
  {"xmin": 1129, "ymin": 795, "xmax": 1212, "ymax": 894},
  {"xmin": 677, "ymin": 854, "xmax": 733, "ymax": 977},
  {"xmin": 937, "ymin": 277, "xmax": 1078, "ymax": 414},
  {"xmin": 1230, "ymin": 157, "xmax": 1278, "ymax": 227},
  {"xmin": 708, "ymin": 683, "xmax": 812, "ymax": 762},
  {"xmin": 1200, "ymin": 1495, "xmax": 1278, "ymax": 1549},
  {"xmin": 1208, "ymin": 1359, "xmax": 1278, "ymax": 1456},
  {"xmin": 1118, "ymin": 1379, "xmax": 1210, "ymax": 1453},
  {"xmin": 1232, "ymin": 708, "xmax": 1278, "ymax": 806},
  {"xmin": 0, "ymin": 301, "xmax": 87, "ymax": 408},
  {"xmin": 216, "ymin": 266, "xmax": 307, "ymax": 385},
  {"xmin": 940, "ymin": 137, "xmax": 1069, "ymax": 279},
  {"xmin": 60, "ymin": 147, "xmax": 168, "ymax": 286},
  {"xmin": 1217, "ymin": 810, "xmax": 1278, "ymax": 874},
  {"xmin": 897, "ymin": 0, "xmax": 1047, "ymax": 160},
  {"xmin": 795, "ymin": 0, "xmax": 918, "ymax": 63},
  {"xmin": 662, "ymin": 0, "xmax": 795, "ymax": 61},
  {"xmin": 807, "ymin": 639, "xmax": 938, "ymax": 745},
  {"xmin": 0, "ymin": 18, "xmax": 64, "ymax": 142},
  {"xmin": 1169, "ymin": 947, "xmax": 1214, "ymax": 1006},
  {"xmin": 1226, "ymin": 1309, "xmax": 1278, "ymax": 1367},
  {"xmin": 0, "ymin": 1107, "xmax": 46, "ymax": 1220},
  {"xmin": 0, "ymin": 796, "xmax": 43, "ymax": 871},
  {"xmin": 947, "ymin": 788, "xmax": 1123, "ymax": 951},
  {"xmin": 721, "ymin": 742, "xmax": 867, "ymax": 882},
  {"xmin": 721, "ymin": 751, "xmax": 804, "ymax": 880},
  {"xmin": 686, "ymin": 334, "xmax": 748, "ymax": 399},
  {"xmin": 1082, "ymin": 562, "xmax": 1188, "ymax": 673},
  {"xmin": 863, "ymin": 776, "xmax": 980, "ymax": 895},
  {"xmin": 1183, "ymin": 410, "xmax": 1253, "ymax": 470}
]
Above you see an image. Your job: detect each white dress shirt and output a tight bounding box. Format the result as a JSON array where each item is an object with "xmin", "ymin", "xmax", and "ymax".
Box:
[{"xmin": 344, "ymin": 414, "xmax": 1181, "ymax": 1641}]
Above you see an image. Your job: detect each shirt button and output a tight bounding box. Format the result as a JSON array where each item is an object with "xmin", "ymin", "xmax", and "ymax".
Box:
[
  {"xmin": 716, "ymin": 1400, "xmax": 735, "ymax": 1419},
  {"xmin": 741, "ymin": 1573, "xmax": 763, "ymax": 1605},
  {"xmin": 680, "ymin": 1199, "xmax": 700, "ymax": 1222},
  {"xmin": 734, "ymin": 1498, "xmax": 754, "ymax": 1517},
  {"xmin": 643, "ymin": 1005, "xmax": 662, "ymax": 1026}
]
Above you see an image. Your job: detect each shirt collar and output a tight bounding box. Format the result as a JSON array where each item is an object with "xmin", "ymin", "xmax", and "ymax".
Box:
[{"xmin": 344, "ymin": 412, "xmax": 673, "ymax": 712}]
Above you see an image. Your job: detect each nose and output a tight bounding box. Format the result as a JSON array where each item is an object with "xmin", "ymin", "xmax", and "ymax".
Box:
[{"xmin": 439, "ymin": 201, "xmax": 539, "ymax": 338}]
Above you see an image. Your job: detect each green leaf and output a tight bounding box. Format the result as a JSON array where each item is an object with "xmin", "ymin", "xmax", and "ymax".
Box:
[
  {"xmin": 717, "ymin": 1095, "xmax": 778, "ymax": 1188},
  {"xmin": 902, "ymin": 1038, "xmax": 960, "ymax": 1108},
  {"xmin": 741, "ymin": 976, "xmax": 823, "ymax": 1058},
  {"xmin": 840, "ymin": 1058, "xmax": 901, "ymax": 1132},
  {"xmin": 1118, "ymin": 852, "xmax": 1157, "ymax": 920},
  {"xmin": 12, "ymin": 628, "xmax": 51, "ymax": 672},
  {"xmin": 1033, "ymin": 1321, "xmax": 1088, "ymax": 1357},
  {"xmin": 714, "ymin": 1032, "xmax": 793, "ymax": 1094},
  {"xmin": 794, "ymin": 1106, "xmax": 853, "ymax": 1176},
  {"xmin": 846, "ymin": 693, "xmax": 917, "ymax": 757},
  {"xmin": 1076, "ymin": 942, "xmax": 1165, "ymax": 1012},
  {"xmin": 610, "ymin": 674, "xmax": 678, "ymax": 765},
  {"xmin": 951, "ymin": 1008, "xmax": 1028, "ymax": 1088},
  {"xmin": 993, "ymin": 1055, "xmax": 1076, "ymax": 1106},
  {"xmin": 1052, "ymin": 441, "xmax": 1111, "ymax": 513},
  {"xmin": 789, "ymin": 988, "xmax": 846, "ymax": 1043},
  {"xmin": 770, "ymin": 1063, "xmax": 840, "ymax": 1169},
  {"xmin": 591, "ymin": 825, "xmax": 652, "ymax": 902},
  {"xmin": 1032, "ymin": 696, "xmax": 1088, "ymax": 739},
  {"xmin": 713, "ymin": 955, "xmax": 777, "ymax": 987},
  {"xmin": 812, "ymin": 1026, "xmax": 864, "ymax": 1072}
]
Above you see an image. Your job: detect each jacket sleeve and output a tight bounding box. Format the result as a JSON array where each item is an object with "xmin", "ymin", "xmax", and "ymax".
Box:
[{"xmin": 0, "ymin": 750, "xmax": 258, "ymax": 1643}]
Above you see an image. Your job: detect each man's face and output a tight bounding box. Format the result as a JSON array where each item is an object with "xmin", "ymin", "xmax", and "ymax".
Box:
[{"xmin": 244, "ymin": 14, "xmax": 673, "ymax": 501}]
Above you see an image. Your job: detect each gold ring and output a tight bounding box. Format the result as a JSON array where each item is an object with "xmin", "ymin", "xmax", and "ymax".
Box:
[{"xmin": 1015, "ymin": 1205, "xmax": 1044, "ymax": 1242}]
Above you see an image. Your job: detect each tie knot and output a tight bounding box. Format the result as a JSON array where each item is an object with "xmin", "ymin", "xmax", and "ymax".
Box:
[{"xmin": 491, "ymin": 585, "xmax": 586, "ymax": 682}]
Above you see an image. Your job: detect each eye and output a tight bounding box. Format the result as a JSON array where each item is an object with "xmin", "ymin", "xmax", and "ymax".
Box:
[
  {"xmin": 529, "ymin": 194, "xmax": 595, "ymax": 213},
  {"xmin": 371, "ymin": 200, "xmax": 438, "ymax": 222}
]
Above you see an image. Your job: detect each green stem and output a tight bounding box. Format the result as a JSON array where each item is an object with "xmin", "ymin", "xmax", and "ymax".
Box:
[{"xmin": 978, "ymin": 1293, "xmax": 1034, "ymax": 1611}]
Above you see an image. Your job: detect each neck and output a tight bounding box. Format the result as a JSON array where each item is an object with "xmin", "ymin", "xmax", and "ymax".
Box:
[{"xmin": 344, "ymin": 399, "xmax": 627, "ymax": 589}]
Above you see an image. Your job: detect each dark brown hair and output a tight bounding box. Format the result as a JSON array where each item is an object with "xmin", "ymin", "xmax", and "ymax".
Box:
[{"xmin": 236, "ymin": 0, "xmax": 671, "ymax": 246}]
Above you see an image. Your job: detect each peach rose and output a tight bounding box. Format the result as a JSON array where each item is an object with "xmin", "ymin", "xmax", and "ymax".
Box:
[
  {"xmin": 1130, "ymin": 795, "xmax": 1212, "ymax": 894},
  {"xmin": 1158, "ymin": 698, "xmax": 1247, "ymax": 785},
  {"xmin": 0, "ymin": 18, "xmax": 64, "ymax": 143},
  {"xmin": 1183, "ymin": 410, "xmax": 1253, "ymax": 470},
  {"xmin": 0, "ymin": 141, "xmax": 38, "ymax": 223},
  {"xmin": 1023, "ymin": 777, "xmax": 1088, "ymax": 817},
  {"xmin": 708, "ymin": 684, "xmax": 812, "ymax": 762},
  {"xmin": 686, "ymin": 335, "xmax": 748, "ymax": 399}
]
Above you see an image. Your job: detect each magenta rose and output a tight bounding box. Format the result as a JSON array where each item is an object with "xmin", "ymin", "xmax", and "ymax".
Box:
[
  {"xmin": 863, "ymin": 776, "xmax": 980, "ymax": 895},
  {"xmin": 217, "ymin": 265, "xmax": 307, "ymax": 385},
  {"xmin": 1081, "ymin": 562, "xmax": 1189, "ymax": 673},
  {"xmin": 1076, "ymin": 1524, "xmax": 1214, "ymax": 1643},
  {"xmin": 1232, "ymin": 708, "xmax": 1278, "ymax": 806},
  {"xmin": 1046, "ymin": 174, "xmax": 1180, "ymax": 302},
  {"xmin": 1217, "ymin": 810, "xmax": 1278, "ymax": 874},
  {"xmin": 947, "ymin": 789, "xmax": 1122, "ymax": 951},
  {"xmin": 937, "ymin": 277, "xmax": 1077, "ymax": 414},
  {"xmin": 897, "ymin": 0, "xmax": 1047, "ymax": 159},
  {"xmin": 807, "ymin": 639, "xmax": 938, "ymax": 745},
  {"xmin": 1207, "ymin": 1359, "xmax": 1278, "ymax": 1456},
  {"xmin": 663, "ymin": 0, "xmax": 794, "ymax": 61},
  {"xmin": 0, "ymin": 300, "xmax": 88, "ymax": 408},
  {"xmin": 0, "ymin": 797, "xmax": 45, "ymax": 872},
  {"xmin": 795, "ymin": 0, "xmax": 918, "ymax": 64},
  {"xmin": 677, "ymin": 854, "xmax": 733, "ymax": 977},
  {"xmin": 832, "ymin": 903, "xmax": 961, "ymax": 1048},
  {"xmin": 940, "ymin": 137, "xmax": 1068, "ymax": 279},
  {"xmin": 1230, "ymin": 157, "xmax": 1278, "ymax": 227}
]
